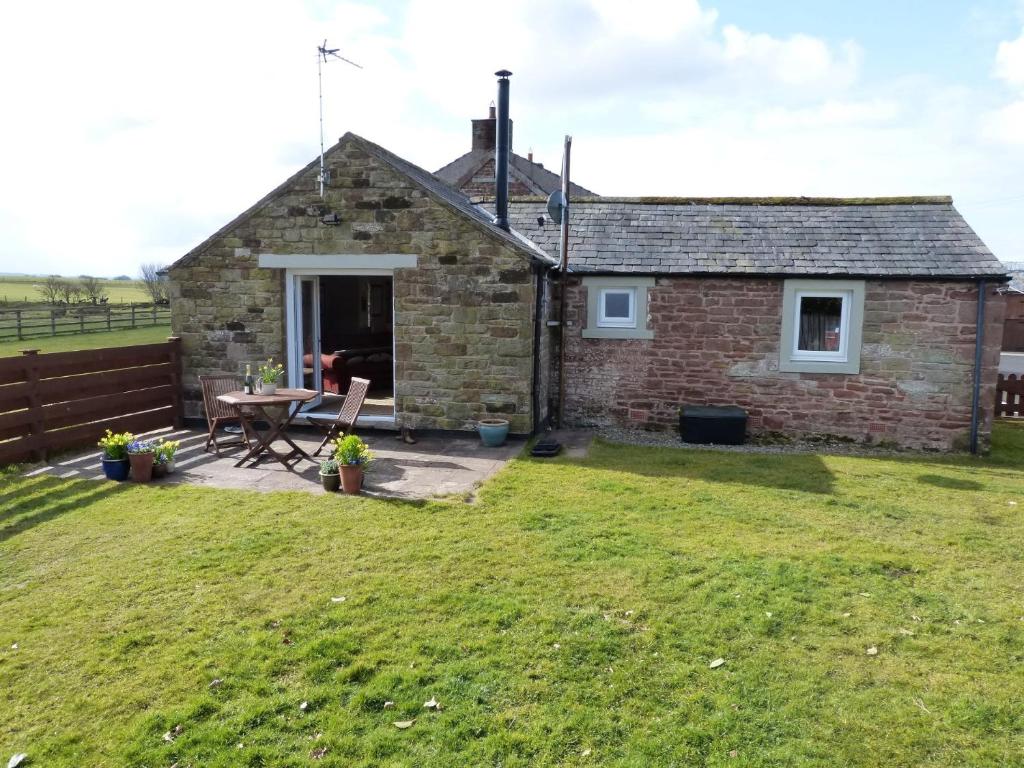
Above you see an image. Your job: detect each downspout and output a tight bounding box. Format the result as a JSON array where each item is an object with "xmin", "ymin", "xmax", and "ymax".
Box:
[
  {"xmin": 555, "ymin": 136, "xmax": 572, "ymax": 428},
  {"xmin": 970, "ymin": 278, "xmax": 988, "ymax": 455},
  {"xmin": 531, "ymin": 263, "xmax": 544, "ymax": 434}
]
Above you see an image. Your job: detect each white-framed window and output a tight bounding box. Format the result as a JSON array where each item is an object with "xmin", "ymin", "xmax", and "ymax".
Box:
[
  {"xmin": 780, "ymin": 279, "xmax": 865, "ymax": 374},
  {"xmin": 791, "ymin": 290, "xmax": 851, "ymax": 362},
  {"xmin": 582, "ymin": 277, "xmax": 655, "ymax": 340},
  {"xmin": 597, "ymin": 287, "xmax": 636, "ymax": 328}
]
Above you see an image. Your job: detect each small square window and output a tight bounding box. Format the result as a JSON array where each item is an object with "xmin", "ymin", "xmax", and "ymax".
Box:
[
  {"xmin": 792, "ymin": 291, "xmax": 850, "ymax": 362},
  {"xmin": 598, "ymin": 288, "xmax": 636, "ymax": 328},
  {"xmin": 779, "ymin": 279, "xmax": 864, "ymax": 374}
]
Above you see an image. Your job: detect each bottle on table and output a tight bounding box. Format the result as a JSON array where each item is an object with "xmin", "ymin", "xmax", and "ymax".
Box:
[{"xmin": 243, "ymin": 363, "xmax": 254, "ymax": 395}]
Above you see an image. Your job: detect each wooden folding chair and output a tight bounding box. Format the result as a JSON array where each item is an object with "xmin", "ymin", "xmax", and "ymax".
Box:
[
  {"xmin": 312, "ymin": 377, "xmax": 370, "ymax": 457},
  {"xmin": 199, "ymin": 374, "xmax": 254, "ymax": 455}
]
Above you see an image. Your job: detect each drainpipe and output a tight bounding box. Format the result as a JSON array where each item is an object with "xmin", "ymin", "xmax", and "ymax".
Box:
[
  {"xmin": 531, "ymin": 263, "xmax": 544, "ymax": 434},
  {"xmin": 970, "ymin": 279, "xmax": 988, "ymax": 455}
]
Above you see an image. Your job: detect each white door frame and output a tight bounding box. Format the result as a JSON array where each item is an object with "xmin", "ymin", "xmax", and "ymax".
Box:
[
  {"xmin": 282, "ymin": 266, "xmax": 400, "ymax": 426},
  {"xmin": 291, "ymin": 275, "xmax": 323, "ymax": 410}
]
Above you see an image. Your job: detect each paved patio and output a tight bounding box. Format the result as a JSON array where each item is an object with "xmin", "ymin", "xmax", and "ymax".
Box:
[{"xmin": 26, "ymin": 426, "xmax": 526, "ymax": 499}]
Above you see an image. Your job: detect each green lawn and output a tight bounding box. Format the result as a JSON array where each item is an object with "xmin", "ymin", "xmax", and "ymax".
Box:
[
  {"xmin": 0, "ymin": 276, "xmax": 150, "ymax": 305},
  {"xmin": 0, "ymin": 324, "xmax": 172, "ymax": 357},
  {"xmin": 2, "ymin": 427, "xmax": 1024, "ymax": 766}
]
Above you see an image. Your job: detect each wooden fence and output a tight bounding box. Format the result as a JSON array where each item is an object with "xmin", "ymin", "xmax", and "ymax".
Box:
[
  {"xmin": 996, "ymin": 373, "xmax": 1024, "ymax": 418},
  {"xmin": 0, "ymin": 338, "xmax": 183, "ymax": 465},
  {"xmin": 0, "ymin": 303, "xmax": 171, "ymax": 342}
]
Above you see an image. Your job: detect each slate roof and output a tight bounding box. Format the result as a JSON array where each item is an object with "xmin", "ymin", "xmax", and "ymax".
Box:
[
  {"xmin": 435, "ymin": 149, "xmax": 597, "ymax": 198},
  {"xmin": 168, "ymin": 133, "xmax": 553, "ymax": 271},
  {"xmin": 352, "ymin": 135, "xmax": 552, "ymax": 264},
  {"xmin": 506, "ymin": 197, "xmax": 1007, "ymax": 278}
]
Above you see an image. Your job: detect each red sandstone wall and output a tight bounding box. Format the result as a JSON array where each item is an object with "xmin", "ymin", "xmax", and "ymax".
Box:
[{"xmin": 563, "ymin": 278, "xmax": 1005, "ymax": 451}]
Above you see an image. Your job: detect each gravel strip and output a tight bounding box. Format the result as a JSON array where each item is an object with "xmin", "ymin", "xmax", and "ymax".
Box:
[{"xmin": 597, "ymin": 427, "xmax": 940, "ymax": 459}]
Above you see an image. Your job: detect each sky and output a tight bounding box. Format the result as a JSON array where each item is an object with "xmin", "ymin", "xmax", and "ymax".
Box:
[{"xmin": 1, "ymin": 0, "xmax": 1023, "ymax": 278}]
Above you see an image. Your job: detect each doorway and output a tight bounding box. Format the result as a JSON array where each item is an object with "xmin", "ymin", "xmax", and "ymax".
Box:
[{"xmin": 288, "ymin": 273, "xmax": 395, "ymax": 426}]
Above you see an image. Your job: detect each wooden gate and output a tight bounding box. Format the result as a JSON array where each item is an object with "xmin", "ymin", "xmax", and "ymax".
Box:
[{"xmin": 995, "ymin": 373, "xmax": 1024, "ymax": 418}]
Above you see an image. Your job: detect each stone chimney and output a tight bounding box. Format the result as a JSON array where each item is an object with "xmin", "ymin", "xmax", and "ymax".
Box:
[{"xmin": 471, "ymin": 101, "xmax": 513, "ymax": 151}]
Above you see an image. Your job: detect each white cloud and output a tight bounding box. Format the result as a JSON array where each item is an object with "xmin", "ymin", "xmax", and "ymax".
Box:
[
  {"xmin": 997, "ymin": 28, "xmax": 1024, "ymax": 88},
  {"xmin": 0, "ymin": 0, "xmax": 1021, "ymax": 274},
  {"xmin": 983, "ymin": 99, "xmax": 1024, "ymax": 144}
]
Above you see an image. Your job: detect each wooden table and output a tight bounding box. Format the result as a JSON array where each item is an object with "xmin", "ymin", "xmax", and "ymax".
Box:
[{"xmin": 217, "ymin": 388, "xmax": 319, "ymax": 470}]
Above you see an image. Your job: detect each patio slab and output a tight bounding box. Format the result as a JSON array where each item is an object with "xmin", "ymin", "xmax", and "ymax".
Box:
[{"xmin": 25, "ymin": 426, "xmax": 525, "ymax": 499}]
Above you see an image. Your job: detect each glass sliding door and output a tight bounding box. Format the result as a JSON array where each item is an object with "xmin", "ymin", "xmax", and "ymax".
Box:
[{"xmin": 291, "ymin": 275, "xmax": 322, "ymax": 410}]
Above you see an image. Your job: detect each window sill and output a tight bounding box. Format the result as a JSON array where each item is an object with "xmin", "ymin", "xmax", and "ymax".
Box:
[
  {"xmin": 583, "ymin": 327, "xmax": 655, "ymax": 340},
  {"xmin": 778, "ymin": 357, "xmax": 860, "ymax": 374}
]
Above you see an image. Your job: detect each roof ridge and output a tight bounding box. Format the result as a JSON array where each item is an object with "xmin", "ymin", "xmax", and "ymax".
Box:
[
  {"xmin": 508, "ymin": 195, "xmax": 954, "ymax": 206},
  {"xmin": 343, "ymin": 133, "xmax": 554, "ymax": 265}
]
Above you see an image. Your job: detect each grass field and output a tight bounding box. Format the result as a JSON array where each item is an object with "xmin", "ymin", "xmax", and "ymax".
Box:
[
  {"xmin": 2, "ymin": 427, "xmax": 1024, "ymax": 766},
  {"xmin": 0, "ymin": 275, "xmax": 150, "ymax": 306},
  {"xmin": 0, "ymin": 324, "xmax": 172, "ymax": 357}
]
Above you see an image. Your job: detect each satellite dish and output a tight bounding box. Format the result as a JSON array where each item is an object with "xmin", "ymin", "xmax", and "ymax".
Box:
[{"xmin": 546, "ymin": 190, "xmax": 567, "ymax": 225}]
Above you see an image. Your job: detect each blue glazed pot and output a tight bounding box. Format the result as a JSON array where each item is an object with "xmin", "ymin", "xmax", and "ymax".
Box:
[
  {"xmin": 101, "ymin": 457, "xmax": 130, "ymax": 481},
  {"xmin": 478, "ymin": 419, "xmax": 510, "ymax": 447}
]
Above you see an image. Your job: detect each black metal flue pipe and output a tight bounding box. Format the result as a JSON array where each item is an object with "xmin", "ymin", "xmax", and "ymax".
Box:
[{"xmin": 494, "ymin": 69, "xmax": 512, "ymax": 230}]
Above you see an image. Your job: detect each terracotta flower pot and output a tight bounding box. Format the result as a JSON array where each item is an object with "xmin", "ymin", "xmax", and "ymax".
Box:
[
  {"xmin": 152, "ymin": 461, "xmax": 168, "ymax": 479},
  {"xmin": 340, "ymin": 465, "xmax": 363, "ymax": 494},
  {"xmin": 128, "ymin": 452, "xmax": 155, "ymax": 483}
]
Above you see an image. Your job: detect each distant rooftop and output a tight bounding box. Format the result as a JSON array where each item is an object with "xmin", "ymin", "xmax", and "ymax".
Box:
[{"xmin": 434, "ymin": 104, "xmax": 596, "ymax": 199}]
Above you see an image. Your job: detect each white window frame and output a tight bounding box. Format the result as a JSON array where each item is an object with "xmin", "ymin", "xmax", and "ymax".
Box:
[
  {"xmin": 779, "ymin": 279, "xmax": 865, "ymax": 374},
  {"xmin": 582, "ymin": 276, "xmax": 655, "ymax": 340},
  {"xmin": 597, "ymin": 287, "xmax": 637, "ymax": 328},
  {"xmin": 790, "ymin": 289, "xmax": 852, "ymax": 363}
]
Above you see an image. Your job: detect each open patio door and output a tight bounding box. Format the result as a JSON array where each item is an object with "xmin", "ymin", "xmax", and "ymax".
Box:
[{"xmin": 291, "ymin": 275, "xmax": 322, "ymax": 411}]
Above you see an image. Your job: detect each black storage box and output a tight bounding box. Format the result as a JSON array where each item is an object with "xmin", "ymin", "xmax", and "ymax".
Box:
[{"xmin": 679, "ymin": 405, "xmax": 748, "ymax": 445}]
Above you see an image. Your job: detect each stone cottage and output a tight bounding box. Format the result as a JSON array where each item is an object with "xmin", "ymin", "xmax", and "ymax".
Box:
[
  {"xmin": 506, "ymin": 197, "xmax": 1006, "ymax": 451},
  {"xmin": 166, "ymin": 131, "xmax": 555, "ymax": 435},
  {"xmin": 167, "ymin": 78, "xmax": 1007, "ymax": 451}
]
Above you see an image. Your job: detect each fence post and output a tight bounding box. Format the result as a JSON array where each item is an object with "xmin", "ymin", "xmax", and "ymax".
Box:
[
  {"xmin": 15, "ymin": 309, "xmax": 22, "ymax": 340},
  {"xmin": 167, "ymin": 336, "xmax": 184, "ymax": 429},
  {"xmin": 50, "ymin": 309, "xmax": 56, "ymax": 336},
  {"xmin": 106, "ymin": 305, "xmax": 112, "ymax": 331},
  {"xmin": 131, "ymin": 303, "xmax": 136, "ymax": 328},
  {"xmin": 152, "ymin": 304, "xmax": 157, "ymax": 325},
  {"xmin": 78, "ymin": 309, "xmax": 85, "ymax": 334},
  {"xmin": 21, "ymin": 349, "xmax": 45, "ymax": 462}
]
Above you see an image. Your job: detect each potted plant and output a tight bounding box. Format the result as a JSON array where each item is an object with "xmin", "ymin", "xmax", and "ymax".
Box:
[
  {"xmin": 477, "ymin": 418, "xmax": 510, "ymax": 447},
  {"xmin": 126, "ymin": 440, "xmax": 156, "ymax": 483},
  {"xmin": 332, "ymin": 434, "xmax": 373, "ymax": 494},
  {"xmin": 258, "ymin": 358, "xmax": 285, "ymax": 395},
  {"xmin": 152, "ymin": 453, "xmax": 168, "ymax": 479},
  {"xmin": 319, "ymin": 458, "xmax": 341, "ymax": 492},
  {"xmin": 155, "ymin": 439, "xmax": 180, "ymax": 474},
  {"xmin": 97, "ymin": 429, "xmax": 133, "ymax": 481}
]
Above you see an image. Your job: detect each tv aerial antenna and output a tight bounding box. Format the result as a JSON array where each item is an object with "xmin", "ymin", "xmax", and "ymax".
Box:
[{"xmin": 317, "ymin": 39, "xmax": 362, "ymax": 197}]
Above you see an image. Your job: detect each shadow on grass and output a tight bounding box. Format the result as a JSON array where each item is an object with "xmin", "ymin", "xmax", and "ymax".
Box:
[
  {"xmin": 567, "ymin": 441, "xmax": 838, "ymax": 494},
  {"xmin": 0, "ymin": 478, "xmax": 130, "ymax": 543},
  {"xmin": 917, "ymin": 473, "xmax": 983, "ymax": 491}
]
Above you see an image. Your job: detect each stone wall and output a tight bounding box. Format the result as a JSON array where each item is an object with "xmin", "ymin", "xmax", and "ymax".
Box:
[
  {"xmin": 458, "ymin": 156, "xmax": 538, "ymax": 200},
  {"xmin": 168, "ymin": 137, "xmax": 538, "ymax": 433},
  {"xmin": 562, "ymin": 277, "xmax": 1005, "ymax": 451}
]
